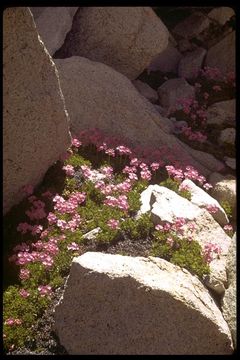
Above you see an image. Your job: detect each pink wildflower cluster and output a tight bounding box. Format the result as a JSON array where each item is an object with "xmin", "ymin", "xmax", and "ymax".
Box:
[
  {"xmin": 53, "ymin": 192, "xmax": 86, "ymax": 214},
  {"xmin": 67, "ymin": 242, "xmax": 80, "ymax": 251},
  {"xmin": 38, "ymin": 285, "xmax": 52, "ymax": 297},
  {"xmin": 25, "ymin": 198, "xmax": 46, "ymax": 221},
  {"xmin": 19, "ymin": 289, "xmax": 30, "ymax": 298},
  {"xmin": 155, "ymin": 218, "xmax": 197, "ymax": 245},
  {"xmin": 4, "ymin": 318, "xmax": 22, "ymax": 326},
  {"xmin": 107, "ymin": 219, "xmax": 120, "ymax": 229},
  {"xmin": 205, "ymin": 204, "xmax": 219, "ymax": 214},
  {"xmin": 17, "ymin": 223, "xmax": 43, "ymax": 236},
  {"xmin": 203, "ymin": 243, "xmax": 222, "ymax": 263},
  {"xmin": 104, "ymin": 195, "xmax": 129, "ymax": 211},
  {"xmin": 200, "ymin": 66, "xmax": 222, "ymax": 81},
  {"xmin": 71, "ymin": 137, "xmax": 82, "ymax": 148},
  {"xmin": 62, "ymin": 164, "xmax": 75, "ymax": 176},
  {"xmin": 223, "ymin": 224, "xmax": 233, "ymax": 233},
  {"xmin": 165, "ymin": 165, "xmax": 212, "ymax": 191},
  {"xmin": 57, "ymin": 213, "xmax": 81, "ymax": 232}
]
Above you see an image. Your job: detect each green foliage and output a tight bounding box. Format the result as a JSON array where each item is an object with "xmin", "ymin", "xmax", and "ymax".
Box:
[
  {"xmin": 160, "ymin": 177, "xmax": 191, "ymax": 201},
  {"xmin": 120, "ymin": 213, "xmax": 153, "ymax": 241},
  {"xmin": 64, "ymin": 153, "xmax": 91, "ymax": 168},
  {"xmin": 220, "ymin": 200, "xmax": 233, "ymax": 219},
  {"xmin": 151, "ymin": 231, "xmax": 210, "ymax": 278}
]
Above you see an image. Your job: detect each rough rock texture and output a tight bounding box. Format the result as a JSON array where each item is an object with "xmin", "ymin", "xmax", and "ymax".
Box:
[
  {"xmin": 132, "ymin": 80, "xmax": 158, "ymax": 103},
  {"xmin": 55, "ymin": 252, "xmax": 233, "ymax": 355},
  {"xmin": 172, "ymin": 12, "xmax": 210, "ymax": 39},
  {"xmin": 3, "ymin": 7, "xmax": 71, "ymax": 215},
  {"xmin": 224, "ymin": 157, "xmax": 236, "ymax": 170},
  {"xmin": 221, "ymin": 233, "xmax": 236, "ymax": 347},
  {"xmin": 208, "ymin": 7, "xmax": 235, "ymax": 25},
  {"xmin": 30, "ymin": 7, "xmax": 78, "ymax": 56},
  {"xmin": 54, "ymin": 56, "xmax": 219, "ymax": 177},
  {"xmin": 181, "ymin": 179, "xmax": 229, "ymax": 226},
  {"xmin": 178, "ymin": 47, "xmax": 207, "ymax": 79},
  {"xmin": 211, "ymin": 178, "xmax": 236, "ymax": 221},
  {"xmin": 208, "ymin": 172, "xmax": 235, "ymax": 186},
  {"xmin": 54, "ymin": 7, "xmax": 169, "ymax": 80},
  {"xmin": 206, "ymin": 100, "xmax": 236, "ymax": 127},
  {"xmin": 158, "ymin": 78, "xmax": 195, "ymax": 110},
  {"xmin": 147, "ymin": 43, "xmax": 182, "ymax": 74},
  {"xmin": 205, "ymin": 31, "xmax": 235, "ymax": 74},
  {"xmin": 218, "ymin": 128, "xmax": 235, "ymax": 147},
  {"xmin": 139, "ymin": 185, "xmax": 232, "ymax": 294}
]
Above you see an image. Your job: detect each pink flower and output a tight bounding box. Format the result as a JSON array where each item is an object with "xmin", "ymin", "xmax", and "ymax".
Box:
[
  {"xmin": 105, "ymin": 148, "xmax": 115, "ymax": 157},
  {"xmin": 223, "ymin": 224, "xmax": 233, "ymax": 232},
  {"xmin": 116, "ymin": 145, "xmax": 132, "ymax": 156},
  {"xmin": 38, "ymin": 285, "xmax": 52, "ymax": 297},
  {"xmin": 179, "ymin": 183, "xmax": 190, "ymax": 192},
  {"xmin": 150, "ymin": 162, "xmax": 160, "ymax": 171},
  {"xmin": 47, "ymin": 212, "xmax": 58, "ymax": 225},
  {"xmin": 155, "ymin": 224, "xmax": 163, "ymax": 231},
  {"xmin": 206, "ymin": 204, "xmax": 219, "ymax": 214},
  {"xmin": 19, "ymin": 289, "xmax": 30, "ymax": 298},
  {"xmin": 67, "ymin": 242, "xmax": 80, "ymax": 251},
  {"xmin": 140, "ymin": 169, "xmax": 152, "ymax": 181},
  {"xmin": 203, "ymin": 183, "xmax": 213, "ymax": 190},
  {"xmin": 31, "ymin": 225, "xmax": 43, "ymax": 236},
  {"xmin": 71, "ymin": 138, "xmax": 82, "ymax": 148},
  {"xmin": 62, "ymin": 164, "xmax": 75, "ymax": 176},
  {"xmin": 203, "ymin": 242, "xmax": 222, "ymax": 263},
  {"xmin": 5, "ymin": 318, "xmax": 22, "ymax": 326},
  {"xmin": 19, "ymin": 268, "xmax": 30, "ymax": 280},
  {"xmin": 107, "ymin": 219, "xmax": 120, "ymax": 229},
  {"xmin": 130, "ymin": 158, "xmax": 140, "ymax": 167},
  {"xmin": 212, "ymin": 85, "xmax": 221, "ymax": 92}
]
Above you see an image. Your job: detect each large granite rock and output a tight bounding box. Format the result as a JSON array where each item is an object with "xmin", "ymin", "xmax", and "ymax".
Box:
[
  {"xmin": 54, "ymin": 7, "xmax": 169, "ymax": 80},
  {"xmin": 178, "ymin": 47, "xmax": 206, "ymax": 80},
  {"xmin": 180, "ymin": 179, "xmax": 229, "ymax": 226},
  {"xmin": 132, "ymin": 80, "xmax": 158, "ymax": 103},
  {"xmin": 206, "ymin": 100, "xmax": 236, "ymax": 127},
  {"xmin": 147, "ymin": 43, "xmax": 182, "ymax": 74},
  {"xmin": 54, "ymin": 56, "xmax": 221, "ymax": 177},
  {"xmin": 139, "ymin": 185, "xmax": 232, "ymax": 294},
  {"xmin": 158, "ymin": 78, "xmax": 195, "ymax": 111},
  {"xmin": 3, "ymin": 7, "xmax": 71, "ymax": 214},
  {"xmin": 205, "ymin": 31, "xmax": 235, "ymax": 74},
  {"xmin": 30, "ymin": 7, "xmax": 78, "ymax": 56},
  {"xmin": 172, "ymin": 12, "xmax": 210, "ymax": 39},
  {"xmin": 208, "ymin": 7, "xmax": 235, "ymax": 25},
  {"xmin": 221, "ymin": 233, "xmax": 236, "ymax": 347},
  {"xmin": 55, "ymin": 252, "xmax": 233, "ymax": 354}
]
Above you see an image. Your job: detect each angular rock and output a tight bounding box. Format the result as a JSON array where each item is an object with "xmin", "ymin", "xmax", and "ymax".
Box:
[
  {"xmin": 181, "ymin": 179, "xmax": 229, "ymax": 226},
  {"xmin": 54, "ymin": 56, "xmax": 218, "ymax": 177},
  {"xmin": 140, "ymin": 185, "xmax": 232, "ymax": 294},
  {"xmin": 158, "ymin": 78, "xmax": 195, "ymax": 111},
  {"xmin": 208, "ymin": 172, "xmax": 235, "ymax": 186},
  {"xmin": 82, "ymin": 227, "xmax": 101, "ymax": 241},
  {"xmin": 206, "ymin": 99, "xmax": 236, "ymax": 127},
  {"xmin": 55, "ymin": 7, "xmax": 169, "ymax": 80},
  {"xmin": 3, "ymin": 7, "xmax": 71, "ymax": 215},
  {"xmin": 178, "ymin": 38, "xmax": 195, "ymax": 53},
  {"xmin": 221, "ymin": 233, "xmax": 236, "ymax": 347},
  {"xmin": 218, "ymin": 128, "xmax": 235, "ymax": 147},
  {"xmin": 172, "ymin": 12, "xmax": 210, "ymax": 39},
  {"xmin": 147, "ymin": 43, "xmax": 182, "ymax": 74},
  {"xmin": 132, "ymin": 80, "xmax": 158, "ymax": 103},
  {"xmin": 178, "ymin": 47, "xmax": 207, "ymax": 80},
  {"xmin": 211, "ymin": 178, "xmax": 236, "ymax": 221},
  {"xmin": 208, "ymin": 7, "xmax": 235, "ymax": 25},
  {"xmin": 205, "ymin": 31, "xmax": 235, "ymax": 74},
  {"xmin": 55, "ymin": 252, "xmax": 233, "ymax": 354},
  {"xmin": 224, "ymin": 157, "xmax": 236, "ymax": 170},
  {"xmin": 30, "ymin": 7, "xmax": 78, "ymax": 56}
]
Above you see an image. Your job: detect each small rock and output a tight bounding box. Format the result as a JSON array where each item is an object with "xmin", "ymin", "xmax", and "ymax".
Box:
[
  {"xmin": 181, "ymin": 179, "xmax": 229, "ymax": 226},
  {"xmin": 205, "ymin": 31, "xmax": 235, "ymax": 74},
  {"xmin": 82, "ymin": 227, "xmax": 101, "ymax": 241},
  {"xmin": 132, "ymin": 80, "xmax": 158, "ymax": 103},
  {"xmin": 147, "ymin": 43, "xmax": 182, "ymax": 74},
  {"xmin": 178, "ymin": 47, "xmax": 207, "ymax": 80},
  {"xmin": 206, "ymin": 100, "xmax": 236, "ymax": 127},
  {"xmin": 211, "ymin": 178, "xmax": 236, "ymax": 220},
  {"xmin": 158, "ymin": 78, "xmax": 195, "ymax": 110},
  {"xmin": 218, "ymin": 128, "xmax": 235, "ymax": 147},
  {"xmin": 208, "ymin": 7, "xmax": 235, "ymax": 25},
  {"xmin": 172, "ymin": 12, "xmax": 210, "ymax": 39},
  {"xmin": 178, "ymin": 39, "xmax": 195, "ymax": 53}
]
